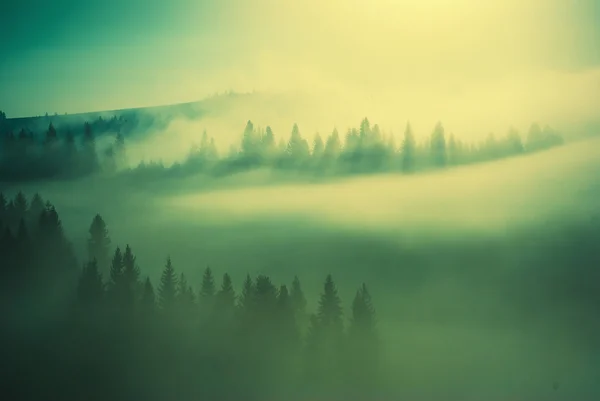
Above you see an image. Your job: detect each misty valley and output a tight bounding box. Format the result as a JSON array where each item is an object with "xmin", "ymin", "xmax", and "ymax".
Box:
[
  {"xmin": 1, "ymin": 105, "xmax": 600, "ymax": 401},
  {"xmin": 4, "ymin": 0, "xmax": 600, "ymax": 399}
]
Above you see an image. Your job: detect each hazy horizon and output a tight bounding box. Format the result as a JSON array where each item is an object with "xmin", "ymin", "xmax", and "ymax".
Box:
[{"xmin": 2, "ymin": 0, "xmax": 600, "ymax": 142}]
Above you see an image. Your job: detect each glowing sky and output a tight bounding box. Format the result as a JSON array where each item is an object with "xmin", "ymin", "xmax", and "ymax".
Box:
[{"xmin": 1, "ymin": 0, "xmax": 599, "ymax": 135}]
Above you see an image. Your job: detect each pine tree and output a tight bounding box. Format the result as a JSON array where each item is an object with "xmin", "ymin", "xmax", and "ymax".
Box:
[
  {"xmin": 196, "ymin": 265, "xmax": 215, "ymax": 324},
  {"xmin": 401, "ymin": 122, "xmax": 416, "ymax": 172},
  {"xmin": 141, "ymin": 276, "xmax": 156, "ymax": 314},
  {"xmin": 108, "ymin": 245, "xmax": 122, "ymax": 286},
  {"xmin": 347, "ymin": 283, "xmax": 379, "ymax": 395},
  {"xmin": 237, "ymin": 273, "xmax": 255, "ymax": 321},
  {"xmin": 241, "ymin": 120, "xmax": 261, "ymax": 164},
  {"xmin": 199, "ymin": 265, "xmax": 216, "ymax": 304},
  {"xmin": 359, "ymin": 117, "xmax": 372, "ymax": 147},
  {"xmin": 88, "ymin": 214, "xmax": 111, "ymax": 276},
  {"xmin": 177, "ymin": 272, "xmax": 195, "ymax": 311},
  {"xmin": 317, "ymin": 274, "xmax": 343, "ymax": 329},
  {"xmin": 277, "ymin": 284, "xmax": 298, "ymax": 340},
  {"xmin": 45, "ymin": 123, "xmax": 58, "ymax": 146},
  {"xmin": 122, "ymin": 244, "xmax": 139, "ymax": 310},
  {"xmin": 254, "ymin": 274, "xmax": 278, "ymax": 321},
  {"xmin": 290, "ymin": 276, "xmax": 308, "ymax": 332},
  {"xmin": 261, "ymin": 126, "xmax": 276, "ymax": 160},
  {"xmin": 158, "ymin": 256, "xmax": 178, "ymax": 312},
  {"xmin": 430, "ymin": 121, "xmax": 447, "ymax": 167},
  {"xmin": 305, "ymin": 274, "xmax": 345, "ymax": 392},
  {"xmin": 286, "ymin": 123, "xmax": 310, "ymax": 163},
  {"xmin": 312, "ymin": 133, "xmax": 324, "ymax": 159},
  {"xmin": 216, "ymin": 273, "xmax": 236, "ymax": 313}
]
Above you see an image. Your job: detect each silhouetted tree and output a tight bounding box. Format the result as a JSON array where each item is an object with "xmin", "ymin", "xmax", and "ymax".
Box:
[
  {"xmin": 88, "ymin": 214, "xmax": 111, "ymax": 276},
  {"xmin": 121, "ymin": 244, "xmax": 139, "ymax": 311},
  {"xmin": 286, "ymin": 123, "xmax": 310, "ymax": 167},
  {"xmin": 177, "ymin": 272, "xmax": 195, "ymax": 311},
  {"xmin": 158, "ymin": 256, "xmax": 178, "ymax": 312},
  {"xmin": 216, "ymin": 273, "xmax": 236, "ymax": 314},
  {"xmin": 141, "ymin": 276, "xmax": 156, "ymax": 315},
  {"xmin": 291, "ymin": 275, "xmax": 308, "ymax": 332},
  {"xmin": 305, "ymin": 274, "xmax": 345, "ymax": 393},
  {"xmin": 430, "ymin": 122, "xmax": 447, "ymax": 167},
  {"xmin": 347, "ymin": 283, "xmax": 379, "ymax": 395},
  {"xmin": 108, "ymin": 247, "xmax": 123, "ymax": 294}
]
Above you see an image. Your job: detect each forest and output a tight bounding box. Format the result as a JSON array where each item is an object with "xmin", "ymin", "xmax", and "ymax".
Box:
[
  {"xmin": 0, "ymin": 110, "xmax": 564, "ymax": 183},
  {"xmin": 1, "ymin": 191, "xmax": 379, "ymax": 401}
]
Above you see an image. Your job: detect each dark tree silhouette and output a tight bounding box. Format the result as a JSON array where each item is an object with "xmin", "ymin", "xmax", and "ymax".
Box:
[
  {"xmin": 141, "ymin": 276, "xmax": 156, "ymax": 315},
  {"xmin": 347, "ymin": 283, "xmax": 379, "ymax": 395},
  {"xmin": 121, "ymin": 244, "xmax": 139, "ymax": 311},
  {"xmin": 158, "ymin": 256, "xmax": 178, "ymax": 312},
  {"xmin": 88, "ymin": 214, "xmax": 111, "ymax": 276}
]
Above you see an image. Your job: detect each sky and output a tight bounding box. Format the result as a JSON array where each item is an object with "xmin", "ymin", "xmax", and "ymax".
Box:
[{"xmin": 1, "ymin": 0, "xmax": 599, "ymax": 136}]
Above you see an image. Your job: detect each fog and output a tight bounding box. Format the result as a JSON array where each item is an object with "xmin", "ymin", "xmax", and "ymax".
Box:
[
  {"xmin": 109, "ymin": 0, "xmax": 600, "ymax": 147},
  {"xmin": 3, "ymin": 0, "xmax": 600, "ymax": 398},
  {"xmin": 7, "ymin": 135, "xmax": 600, "ymax": 398}
]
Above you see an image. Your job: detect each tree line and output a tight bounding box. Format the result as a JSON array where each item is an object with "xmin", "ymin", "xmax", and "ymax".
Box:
[
  {"xmin": 1, "ymin": 191, "xmax": 379, "ymax": 401},
  {"xmin": 1, "ymin": 114, "xmax": 563, "ymax": 183},
  {"xmin": 135, "ymin": 118, "xmax": 564, "ymax": 178}
]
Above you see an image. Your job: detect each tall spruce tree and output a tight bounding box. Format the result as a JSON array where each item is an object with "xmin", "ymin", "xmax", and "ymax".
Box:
[
  {"xmin": 88, "ymin": 214, "xmax": 111, "ymax": 276},
  {"xmin": 347, "ymin": 283, "xmax": 379, "ymax": 393},
  {"xmin": 158, "ymin": 256, "xmax": 178, "ymax": 312},
  {"xmin": 122, "ymin": 244, "xmax": 139, "ymax": 310}
]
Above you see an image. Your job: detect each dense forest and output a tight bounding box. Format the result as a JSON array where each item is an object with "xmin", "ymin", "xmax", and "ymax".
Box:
[
  {"xmin": 0, "ymin": 109, "xmax": 564, "ymax": 183},
  {"xmin": 1, "ymin": 191, "xmax": 379, "ymax": 401}
]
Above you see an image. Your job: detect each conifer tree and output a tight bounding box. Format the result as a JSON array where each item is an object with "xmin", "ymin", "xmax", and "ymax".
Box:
[
  {"xmin": 401, "ymin": 122, "xmax": 416, "ymax": 172},
  {"xmin": 216, "ymin": 273, "xmax": 236, "ymax": 313},
  {"xmin": 200, "ymin": 266, "xmax": 215, "ymax": 295},
  {"xmin": 141, "ymin": 276, "xmax": 156, "ymax": 314},
  {"xmin": 158, "ymin": 256, "xmax": 178, "ymax": 312},
  {"xmin": 237, "ymin": 273, "xmax": 255, "ymax": 327},
  {"xmin": 291, "ymin": 275, "xmax": 308, "ymax": 331},
  {"xmin": 305, "ymin": 274, "xmax": 345, "ymax": 392},
  {"xmin": 122, "ymin": 244, "xmax": 139, "ymax": 310},
  {"xmin": 312, "ymin": 133, "xmax": 324, "ymax": 159},
  {"xmin": 88, "ymin": 214, "xmax": 111, "ymax": 275},
  {"xmin": 254, "ymin": 274, "xmax": 278, "ymax": 322},
  {"xmin": 108, "ymin": 247, "xmax": 123, "ymax": 296},
  {"xmin": 177, "ymin": 272, "xmax": 195, "ymax": 311},
  {"xmin": 261, "ymin": 126, "xmax": 277, "ymax": 160},
  {"xmin": 199, "ymin": 266, "xmax": 216, "ymax": 311},
  {"xmin": 430, "ymin": 122, "xmax": 447, "ymax": 167},
  {"xmin": 347, "ymin": 283, "xmax": 379, "ymax": 394}
]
